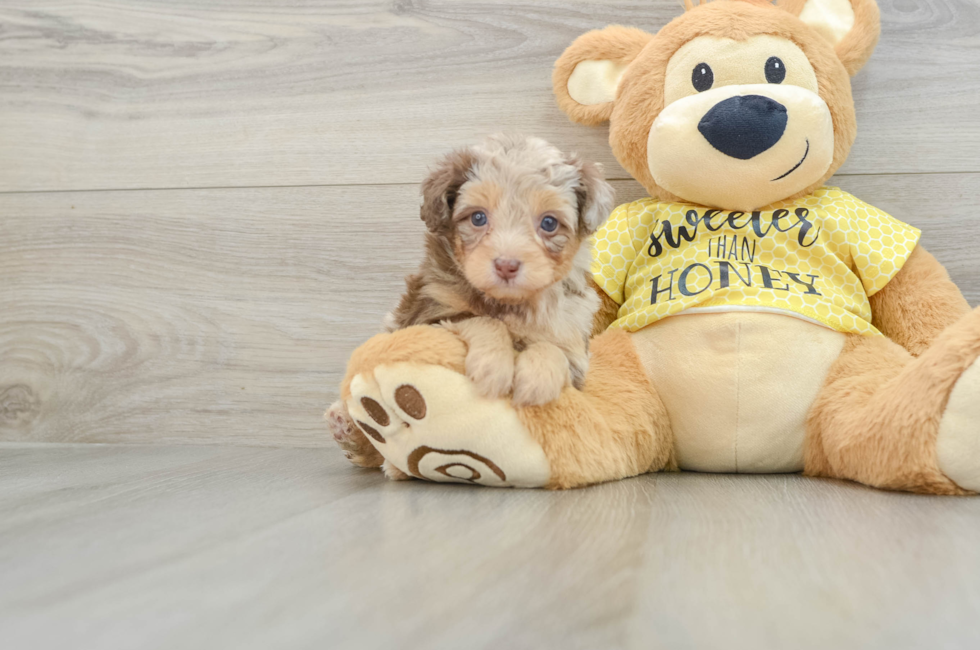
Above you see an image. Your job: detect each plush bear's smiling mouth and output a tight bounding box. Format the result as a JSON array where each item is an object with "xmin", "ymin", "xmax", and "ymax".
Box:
[
  {"xmin": 772, "ymin": 139, "xmax": 810, "ymax": 182},
  {"xmin": 646, "ymin": 84, "xmax": 835, "ymax": 210}
]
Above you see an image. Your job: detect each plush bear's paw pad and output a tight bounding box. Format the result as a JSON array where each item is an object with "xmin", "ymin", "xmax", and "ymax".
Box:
[
  {"xmin": 393, "ymin": 384, "xmax": 427, "ymax": 420},
  {"xmin": 345, "ymin": 373, "xmax": 408, "ymax": 444},
  {"xmin": 326, "ymin": 400, "xmax": 384, "ymax": 468},
  {"xmin": 353, "ymin": 396, "xmax": 392, "ymax": 443},
  {"xmin": 937, "ymin": 357, "xmax": 980, "ymax": 492}
]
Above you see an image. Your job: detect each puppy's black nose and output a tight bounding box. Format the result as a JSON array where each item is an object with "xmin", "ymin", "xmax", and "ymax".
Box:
[
  {"xmin": 698, "ymin": 95, "xmax": 787, "ymax": 160},
  {"xmin": 494, "ymin": 258, "xmax": 522, "ymax": 280}
]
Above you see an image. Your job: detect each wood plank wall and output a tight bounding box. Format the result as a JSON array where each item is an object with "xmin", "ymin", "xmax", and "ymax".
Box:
[{"xmin": 2, "ymin": 0, "xmax": 979, "ymax": 446}]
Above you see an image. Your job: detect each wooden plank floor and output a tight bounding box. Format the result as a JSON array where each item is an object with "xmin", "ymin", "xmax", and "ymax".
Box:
[
  {"xmin": 2, "ymin": 443, "xmax": 979, "ymax": 650},
  {"xmin": 2, "ymin": 1, "xmax": 980, "ymax": 647}
]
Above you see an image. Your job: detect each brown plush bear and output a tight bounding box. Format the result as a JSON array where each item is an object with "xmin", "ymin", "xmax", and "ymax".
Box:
[{"xmin": 331, "ymin": 0, "xmax": 980, "ymax": 494}]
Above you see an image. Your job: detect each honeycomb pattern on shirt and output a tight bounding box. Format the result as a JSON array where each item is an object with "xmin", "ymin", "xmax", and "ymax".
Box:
[{"xmin": 591, "ymin": 187, "xmax": 921, "ymax": 336}]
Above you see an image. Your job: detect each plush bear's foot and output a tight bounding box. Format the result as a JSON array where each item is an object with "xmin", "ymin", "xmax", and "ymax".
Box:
[
  {"xmin": 326, "ymin": 400, "xmax": 384, "ymax": 468},
  {"xmin": 343, "ymin": 361, "xmax": 551, "ymax": 487},
  {"xmin": 937, "ymin": 357, "xmax": 980, "ymax": 492}
]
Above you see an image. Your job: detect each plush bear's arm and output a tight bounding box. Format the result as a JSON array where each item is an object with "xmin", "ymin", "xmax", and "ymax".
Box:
[
  {"xmin": 588, "ymin": 277, "xmax": 620, "ymax": 336},
  {"xmin": 870, "ymin": 246, "xmax": 970, "ymax": 356}
]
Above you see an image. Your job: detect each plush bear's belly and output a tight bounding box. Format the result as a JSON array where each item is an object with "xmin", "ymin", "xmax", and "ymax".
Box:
[{"xmin": 630, "ymin": 312, "xmax": 847, "ymax": 473}]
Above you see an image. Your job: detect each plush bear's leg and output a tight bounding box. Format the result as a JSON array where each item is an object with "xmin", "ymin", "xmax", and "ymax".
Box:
[
  {"xmin": 805, "ymin": 307, "xmax": 980, "ymax": 494},
  {"xmin": 513, "ymin": 328, "xmax": 676, "ymax": 488},
  {"xmin": 338, "ymin": 325, "xmax": 674, "ymax": 488},
  {"xmin": 936, "ymin": 358, "xmax": 980, "ymax": 491}
]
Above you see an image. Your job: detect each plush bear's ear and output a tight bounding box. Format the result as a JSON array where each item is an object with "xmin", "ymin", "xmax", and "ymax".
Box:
[
  {"xmin": 780, "ymin": 0, "xmax": 880, "ymax": 75},
  {"xmin": 553, "ymin": 26, "xmax": 654, "ymax": 126}
]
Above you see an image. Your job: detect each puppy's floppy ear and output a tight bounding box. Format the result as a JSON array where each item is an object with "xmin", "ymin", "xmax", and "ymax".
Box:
[
  {"xmin": 420, "ymin": 148, "xmax": 476, "ymax": 232},
  {"xmin": 779, "ymin": 0, "xmax": 880, "ymax": 75},
  {"xmin": 553, "ymin": 26, "xmax": 654, "ymax": 126},
  {"xmin": 569, "ymin": 157, "xmax": 615, "ymax": 235}
]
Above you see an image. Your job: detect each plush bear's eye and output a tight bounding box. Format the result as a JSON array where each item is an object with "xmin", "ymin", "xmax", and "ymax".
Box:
[
  {"xmin": 470, "ymin": 211, "xmax": 488, "ymax": 227},
  {"xmin": 540, "ymin": 215, "xmax": 559, "ymax": 232},
  {"xmin": 692, "ymin": 63, "xmax": 714, "ymax": 92},
  {"xmin": 765, "ymin": 57, "xmax": 786, "ymax": 84}
]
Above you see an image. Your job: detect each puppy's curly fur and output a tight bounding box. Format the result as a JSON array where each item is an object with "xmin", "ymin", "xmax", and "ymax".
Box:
[
  {"xmin": 327, "ymin": 134, "xmax": 614, "ymax": 468},
  {"xmin": 388, "ymin": 134, "xmax": 614, "ymax": 403}
]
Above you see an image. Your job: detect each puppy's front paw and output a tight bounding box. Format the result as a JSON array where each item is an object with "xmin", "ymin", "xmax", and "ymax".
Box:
[
  {"xmin": 443, "ymin": 316, "xmax": 516, "ymax": 400},
  {"xmin": 466, "ymin": 346, "xmax": 515, "ymax": 400},
  {"xmin": 512, "ymin": 343, "xmax": 571, "ymax": 407},
  {"xmin": 326, "ymin": 400, "xmax": 385, "ymax": 468}
]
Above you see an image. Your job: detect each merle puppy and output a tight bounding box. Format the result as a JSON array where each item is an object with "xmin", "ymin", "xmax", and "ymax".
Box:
[{"xmin": 328, "ymin": 134, "xmax": 614, "ymax": 475}]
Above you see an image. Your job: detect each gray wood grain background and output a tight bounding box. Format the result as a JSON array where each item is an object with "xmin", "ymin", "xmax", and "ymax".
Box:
[{"xmin": 2, "ymin": 0, "xmax": 980, "ymax": 447}]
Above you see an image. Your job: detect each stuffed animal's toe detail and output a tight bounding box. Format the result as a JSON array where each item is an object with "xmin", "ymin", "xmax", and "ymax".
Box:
[
  {"xmin": 937, "ymin": 358, "xmax": 980, "ymax": 492},
  {"xmin": 345, "ymin": 373, "xmax": 405, "ymax": 443},
  {"xmin": 355, "ymin": 420, "xmax": 385, "ymax": 444},
  {"xmin": 393, "ymin": 384, "xmax": 427, "ymax": 420},
  {"xmin": 359, "ymin": 397, "xmax": 390, "ymax": 427}
]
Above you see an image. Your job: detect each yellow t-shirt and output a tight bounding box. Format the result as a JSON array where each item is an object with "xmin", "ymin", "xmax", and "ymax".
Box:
[{"xmin": 592, "ymin": 187, "xmax": 920, "ymax": 336}]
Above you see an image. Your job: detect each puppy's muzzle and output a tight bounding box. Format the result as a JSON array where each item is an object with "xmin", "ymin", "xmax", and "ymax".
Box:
[{"xmin": 698, "ymin": 95, "xmax": 788, "ymax": 160}]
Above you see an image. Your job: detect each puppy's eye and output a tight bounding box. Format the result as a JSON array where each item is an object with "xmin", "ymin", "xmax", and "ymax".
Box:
[
  {"xmin": 470, "ymin": 211, "xmax": 488, "ymax": 227},
  {"xmin": 540, "ymin": 215, "xmax": 559, "ymax": 233},
  {"xmin": 765, "ymin": 57, "xmax": 786, "ymax": 84},
  {"xmin": 692, "ymin": 63, "xmax": 713, "ymax": 92}
]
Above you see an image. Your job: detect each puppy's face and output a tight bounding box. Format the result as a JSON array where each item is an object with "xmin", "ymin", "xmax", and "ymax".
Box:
[
  {"xmin": 452, "ymin": 179, "xmax": 580, "ymax": 302},
  {"xmin": 420, "ymin": 136, "xmax": 614, "ymax": 304}
]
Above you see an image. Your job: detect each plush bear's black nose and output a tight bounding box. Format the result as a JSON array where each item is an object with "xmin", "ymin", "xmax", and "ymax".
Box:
[{"xmin": 697, "ymin": 95, "xmax": 788, "ymax": 160}]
